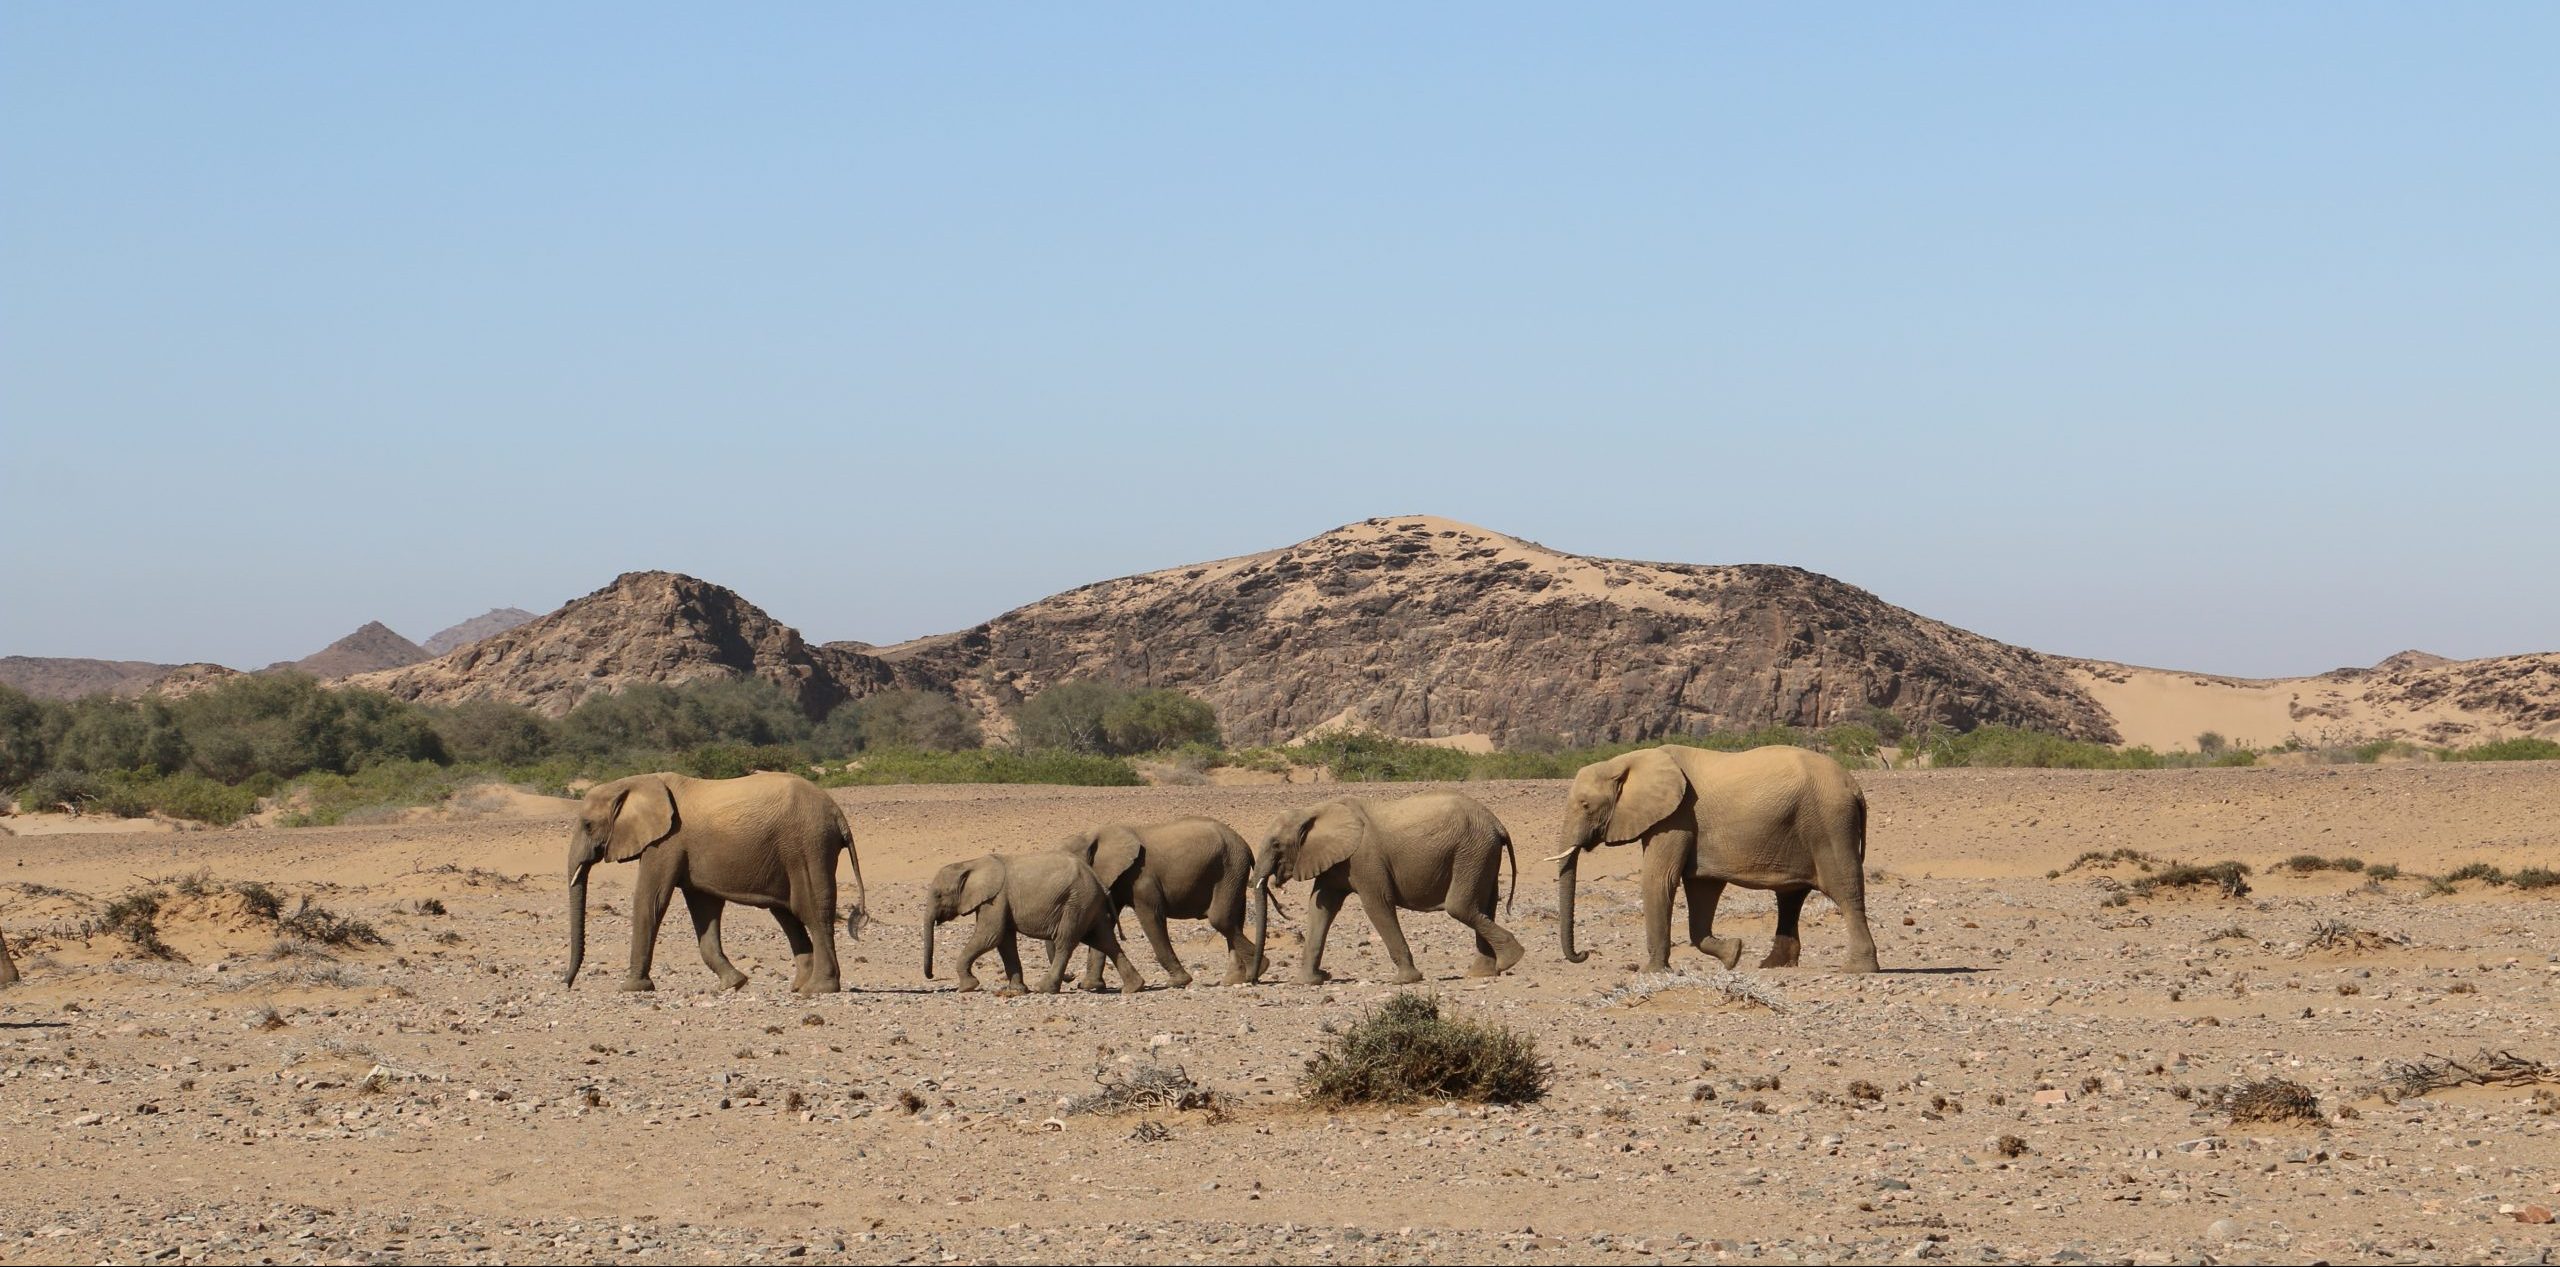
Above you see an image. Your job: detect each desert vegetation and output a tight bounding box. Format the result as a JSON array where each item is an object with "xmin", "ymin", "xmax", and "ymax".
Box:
[{"xmin": 6, "ymin": 672, "xmax": 2555, "ymax": 828}]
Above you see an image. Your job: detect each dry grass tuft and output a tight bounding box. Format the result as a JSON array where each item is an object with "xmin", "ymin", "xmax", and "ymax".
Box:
[
  {"xmin": 2381, "ymin": 1049, "xmax": 2558, "ymax": 1103},
  {"xmin": 1302, "ymin": 993, "xmax": 1550, "ymax": 1108},
  {"xmin": 2226, "ymin": 1078, "xmax": 2322, "ymax": 1125},
  {"xmin": 1066, "ymin": 1061, "xmax": 1228, "ymax": 1121}
]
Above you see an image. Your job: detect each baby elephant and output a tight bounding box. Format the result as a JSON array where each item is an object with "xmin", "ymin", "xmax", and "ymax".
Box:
[
  {"xmin": 922, "ymin": 852, "xmax": 1143, "ymax": 996},
  {"xmin": 1249, "ymin": 790, "xmax": 1522, "ymax": 984},
  {"xmin": 1058, "ymin": 817, "xmax": 1260, "ymax": 989}
]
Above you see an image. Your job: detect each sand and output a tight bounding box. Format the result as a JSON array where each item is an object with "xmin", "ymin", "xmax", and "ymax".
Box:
[{"xmin": 3, "ymin": 764, "xmax": 2558, "ymax": 1264}]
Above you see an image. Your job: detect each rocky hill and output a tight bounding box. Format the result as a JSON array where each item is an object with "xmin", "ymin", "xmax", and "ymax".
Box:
[
  {"xmin": 876, "ymin": 516, "xmax": 2119, "ymax": 746},
  {"xmin": 265, "ymin": 622, "xmax": 429, "ymax": 680},
  {"xmin": 0, "ymin": 656, "xmax": 186, "ymax": 700},
  {"xmin": 422, "ymin": 607, "xmax": 541, "ymax": 656},
  {"xmin": 2069, "ymin": 650, "xmax": 2560, "ymax": 749},
  {"xmin": 346, "ymin": 571, "xmax": 901, "ymax": 718}
]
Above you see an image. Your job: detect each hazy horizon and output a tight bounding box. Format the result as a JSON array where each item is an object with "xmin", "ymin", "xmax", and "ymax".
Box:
[{"xmin": 6, "ymin": 7, "xmax": 2554, "ymax": 676}]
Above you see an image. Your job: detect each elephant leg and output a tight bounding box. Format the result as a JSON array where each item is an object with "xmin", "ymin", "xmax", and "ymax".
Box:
[
  {"xmin": 771, "ymin": 907, "xmax": 819, "ymax": 992},
  {"xmin": 1089, "ymin": 918, "xmax": 1145, "ymax": 996},
  {"xmin": 684, "ymin": 889, "xmax": 748, "ymax": 991},
  {"xmin": 952, "ymin": 910, "xmax": 1004, "ymax": 992},
  {"xmin": 994, "ymin": 931, "xmax": 1028, "ymax": 997},
  {"xmin": 1637, "ymin": 837, "xmax": 1688, "ymax": 973},
  {"xmin": 1761, "ymin": 889, "xmax": 1806, "ymax": 968},
  {"xmin": 800, "ymin": 866, "xmax": 843, "ymax": 993},
  {"xmin": 1454, "ymin": 903, "xmax": 1526, "ymax": 978},
  {"xmin": 1358, "ymin": 890, "xmax": 1425, "ymax": 985},
  {"xmin": 1295, "ymin": 885, "xmax": 1348, "ymax": 984},
  {"xmin": 1135, "ymin": 901, "xmax": 1192, "ymax": 989},
  {"xmin": 1826, "ymin": 872, "xmax": 1881, "ymax": 974},
  {"xmin": 1211, "ymin": 903, "xmax": 1256, "ymax": 986},
  {"xmin": 622, "ymin": 864, "xmax": 675, "ymax": 992},
  {"xmin": 1683, "ymin": 875, "xmax": 1743, "ymax": 969}
]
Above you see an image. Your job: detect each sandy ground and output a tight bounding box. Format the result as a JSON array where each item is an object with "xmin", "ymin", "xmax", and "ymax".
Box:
[{"xmin": 4, "ymin": 765, "xmax": 2559, "ymax": 1265}]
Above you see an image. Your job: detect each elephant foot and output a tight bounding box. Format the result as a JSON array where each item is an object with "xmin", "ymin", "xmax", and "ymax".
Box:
[
  {"xmin": 1119, "ymin": 978, "xmax": 1143, "ymax": 995},
  {"xmin": 1391, "ymin": 966, "xmax": 1426, "ymax": 985},
  {"xmin": 797, "ymin": 976, "xmax": 841, "ymax": 995},
  {"xmin": 1292, "ymin": 967, "xmax": 1333, "ymax": 985},
  {"xmin": 1493, "ymin": 939, "xmax": 1525, "ymax": 975},
  {"xmin": 719, "ymin": 970, "xmax": 750, "ymax": 991},
  {"xmin": 617, "ymin": 976, "xmax": 656, "ymax": 993},
  {"xmin": 1842, "ymin": 950, "xmax": 1881, "ymax": 974},
  {"xmin": 1079, "ymin": 976, "xmax": 1110, "ymax": 994},
  {"xmin": 1218, "ymin": 971, "xmax": 1255, "ymax": 987},
  {"xmin": 1467, "ymin": 955, "xmax": 1499, "ymax": 977},
  {"xmin": 1164, "ymin": 972, "xmax": 1195, "ymax": 989},
  {"xmin": 1700, "ymin": 937, "xmax": 1744, "ymax": 970},
  {"xmin": 952, "ymin": 976, "xmax": 982, "ymax": 993},
  {"xmin": 995, "ymin": 982, "xmax": 1029, "ymax": 998},
  {"xmin": 1759, "ymin": 936, "xmax": 1801, "ymax": 969}
]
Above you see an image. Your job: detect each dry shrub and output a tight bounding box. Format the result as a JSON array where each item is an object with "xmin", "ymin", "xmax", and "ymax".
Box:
[
  {"xmin": 2306, "ymin": 920, "xmax": 2405, "ymax": 953},
  {"xmin": 1997, "ymin": 1134, "xmax": 2028, "ymax": 1158},
  {"xmin": 2130, "ymin": 861, "xmax": 2251, "ymax": 899},
  {"xmin": 1067, "ymin": 1062, "xmax": 1227, "ymax": 1121},
  {"xmin": 1302, "ymin": 993, "xmax": 1550, "ymax": 1107},
  {"xmin": 277, "ymin": 897, "xmax": 384, "ymax": 947},
  {"xmin": 89, "ymin": 890, "xmax": 177, "ymax": 959},
  {"xmin": 2226, "ymin": 1078, "xmax": 2322, "ymax": 1125},
  {"xmin": 2381, "ymin": 1049, "xmax": 2558, "ymax": 1102}
]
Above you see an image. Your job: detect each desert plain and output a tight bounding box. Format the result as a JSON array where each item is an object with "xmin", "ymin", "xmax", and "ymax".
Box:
[{"xmin": 3, "ymin": 762, "xmax": 2558, "ymax": 1266}]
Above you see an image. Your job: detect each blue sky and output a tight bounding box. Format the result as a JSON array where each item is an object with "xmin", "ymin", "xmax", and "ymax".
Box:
[{"xmin": 4, "ymin": 5, "xmax": 2552, "ymax": 676}]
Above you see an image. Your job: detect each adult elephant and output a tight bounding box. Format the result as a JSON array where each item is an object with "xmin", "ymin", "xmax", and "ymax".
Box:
[
  {"xmin": 1247, "ymin": 791, "xmax": 1522, "ymax": 984},
  {"xmin": 1058, "ymin": 817, "xmax": 1258, "ymax": 989},
  {"xmin": 922, "ymin": 852, "xmax": 1141, "ymax": 995},
  {"xmin": 1553, "ymin": 745, "xmax": 1877, "ymax": 974},
  {"xmin": 562, "ymin": 771, "xmax": 867, "ymax": 994}
]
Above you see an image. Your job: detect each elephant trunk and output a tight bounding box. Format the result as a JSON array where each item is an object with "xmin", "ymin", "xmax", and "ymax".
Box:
[
  {"xmin": 563, "ymin": 857, "xmax": 596, "ymax": 986},
  {"xmin": 1557, "ymin": 846, "xmax": 1592, "ymax": 964},
  {"xmin": 921, "ymin": 909, "xmax": 937, "ymax": 981},
  {"xmin": 1247, "ymin": 877, "xmax": 1271, "ymax": 981}
]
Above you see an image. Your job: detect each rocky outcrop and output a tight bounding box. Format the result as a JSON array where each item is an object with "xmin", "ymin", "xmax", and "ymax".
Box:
[
  {"xmin": 876, "ymin": 516, "xmax": 2118, "ymax": 746},
  {"xmin": 0, "ymin": 657, "xmax": 186, "ymax": 700},
  {"xmin": 422, "ymin": 608, "xmax": 542, "ymax": 656},
  {"xmin": 266, "ymin": 622, "xmax": 428, "ymax": 680},
  {"xmin": 347, "ymin": 572, "xmax": 899, "ymax": 719}
]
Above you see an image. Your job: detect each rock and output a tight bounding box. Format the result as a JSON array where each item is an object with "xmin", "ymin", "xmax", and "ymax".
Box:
[
  {"xmin": 2206, "ymin": 1219, "xmax": 2240, "ymax": 1243},
  {"xmin": 2516, "ymin": 1204, "xmax": 2554, "ymax": 1225},
  {"xmin": 2033, "ymin": 1088, "xmax": 2070, "ymax": 1106}
]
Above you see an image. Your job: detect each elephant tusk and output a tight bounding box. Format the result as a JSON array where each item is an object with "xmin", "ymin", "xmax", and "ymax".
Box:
[{"xmin": 1544, "ymin": 849, "xmax": 1579, "ymax": 863}]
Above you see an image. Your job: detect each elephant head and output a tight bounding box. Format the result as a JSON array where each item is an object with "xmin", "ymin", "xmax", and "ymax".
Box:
[
  {"xmin": 562, "ymin": 774, "xmax": 680, "ymax": 987},
  {"xmin": 1554, "ymin": 749, "xmax": 1690, "ymax": 963},
  {"xmin": 921, "ymin": 855, "xmax": 1006, "ymax": 981},
  {"xmin": 1247, "ymin": 801, "xmax": 1366, "ymax": 972}
]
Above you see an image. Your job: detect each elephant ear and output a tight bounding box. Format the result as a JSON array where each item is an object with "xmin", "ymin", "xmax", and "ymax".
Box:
[
  {"xmin": 1088, "ymin": 828, "xmax": 1145, "ymax": 892},
  {"xmin": 1606, "ymin": 749, "xmax": 1689, "ymax": 843},
  {"xmin": 957, "ymin": 857, "xmax": 1006, "ymax": 915},
  {"xmin": 603, "ymin": 776, "xmax": 679, "ymax": 862},
  {"xmin": 1293, "ymin": 802, "xmax": 1366, "ymax": 882}
]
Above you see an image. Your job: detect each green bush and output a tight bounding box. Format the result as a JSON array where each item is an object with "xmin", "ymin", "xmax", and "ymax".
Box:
[
  {"xmin": 427, "ymin": 700, "xmax": 559, "ymax": 766},
  {"xmin": 280, "ymin": 760, "xmax": 485, "ymax": 827},
  {"xmin": 1102, "ymin": 689, "xmax": 1221, "ymax": 753},
  {"xmin": 1301, "ymin": 993, "xmax": 1550, "ymax": 1107},
  {"xmin": 0, "ymin": 684, "xmax": 50, "ymax": 789},
  {"xmin": 820, "ymin": 747, "xmax": 1141, "ymax": 787},
  {"xmin": 821, "ymin": 688, "xmax": 981, "ymax": 752},
  {"xmin": 679, "ymin": 743, "xmax": 807, "ymax": 780},
  {"xmin": 2442, "ymin": 737, "xmax": 2560, "ymax": 763},
  {"xmin": 557, "ymin": 678, "xmax": 811, "ymax": 757},
  {"xmin": 15, "ymin": 768, "xmax": 102, "ymax": 814}
]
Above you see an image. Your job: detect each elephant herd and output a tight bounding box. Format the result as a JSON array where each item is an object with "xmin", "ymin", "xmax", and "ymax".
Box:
[{"xmin": 552, "ymin": 745, "xmax": 1879, "ymax": 997}]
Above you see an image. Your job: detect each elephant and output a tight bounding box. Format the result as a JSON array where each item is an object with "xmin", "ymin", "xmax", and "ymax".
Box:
[
  {"xmin": 923, "ymin": 851, "xmax": 1143, "ymax": 996},
  {"xmin": 1248, "ymin": 791, "xmax": 1522, "ymax": 984},
  {"xmin": 1057, "ymin": 817, "xmax": 1260, "ymax": 989},
  {"xmin": 562, "ymin": 771, "xmax": 867, "ymax": 994},
  {"xmin": 1553, "ymin": 744, "xmax": 1877, "ymax": 974}
]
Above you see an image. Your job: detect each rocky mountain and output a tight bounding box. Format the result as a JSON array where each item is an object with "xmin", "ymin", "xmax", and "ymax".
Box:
[
  {"xmin": 265, "ymin": 622, "xmax": 429, "ymax": 680},
  {"xmin": 876, "ymin": 516, "xmax": 2119, "ymax": 746},
  {"xmin": 0, "ymin": 656, "xmax": 187, "ymax": 700},
  {"xmin": 346, "ymin": 571, "xmax": 901, "ymax": 718},
  {"xmin": 422, "ymin": 607, "xmax": 541, "ymax": 656},
  {"xmin": 2070, "ymin": 650, "xmax": 2560, "ymax": 750}
]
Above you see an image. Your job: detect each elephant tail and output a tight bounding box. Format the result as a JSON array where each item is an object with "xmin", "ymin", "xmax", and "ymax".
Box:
[
  {"xmin": 1850, "ymin": 789, "xmax": 1869, "ymax": 867},
  {"xmin": 1497, "ymin": 820, "xmax": 1518, "ymax": 918},
  {"xmin": 832, "ymin": 797, "xmax": 868, "ymax": 940}
]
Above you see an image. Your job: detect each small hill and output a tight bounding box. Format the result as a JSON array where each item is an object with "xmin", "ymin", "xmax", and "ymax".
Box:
[
  {"xmin": 2072, "ymin": 651, "xmax": 2560, "ymax": 749},
  {"xmin": 422, "ymin": 607, "xmax": 541, "ymax": 656},
  {"xmin": 0, "ymin": 656, "xmax": 187, "ymax": 700},
  {"xmin": 347, "ymin": 571, "xmax": 899, "ymax": 718},
  {"xmin": 878, "ymin": 515, "xmax": 2118, "ymax": 747},
  {"xmin": 266, "ymin": 622, "xmax": 428, "ymax": 680}
]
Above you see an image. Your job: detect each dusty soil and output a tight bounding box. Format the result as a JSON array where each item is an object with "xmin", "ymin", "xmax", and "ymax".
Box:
[{"xmin": 4, "ymin": 764, "xmax": 2559, "ymax": 1265}]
